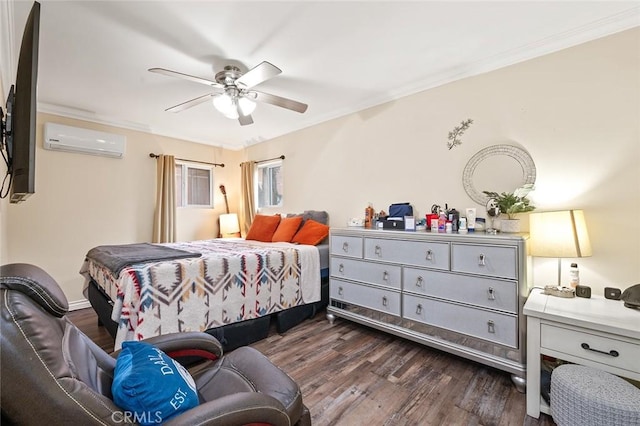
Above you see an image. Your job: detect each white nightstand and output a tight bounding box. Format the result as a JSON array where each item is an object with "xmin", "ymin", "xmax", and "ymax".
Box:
[{"xmin": 524, "ymin": 288, "xmax": 640, "ymax": 419}]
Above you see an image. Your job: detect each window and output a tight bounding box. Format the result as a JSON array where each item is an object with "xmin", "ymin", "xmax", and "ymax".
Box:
[
  {"xmin": 256, "ymin": 160, "xmax": 283, "ymax": 208},
  {"xmin": 175, "ymin": 162, "xmax": 213, "ymax": 207}
]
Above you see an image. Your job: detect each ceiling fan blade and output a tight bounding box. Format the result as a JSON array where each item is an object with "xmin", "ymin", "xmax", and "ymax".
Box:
[
  {"xmin": 149, "ymin": 68, "xmax": 222, "ymax": 88},
  {"xmin": 235, "ymin": 61, "xmax": 282, "ymax": 90},
  {"xmin": 253, "ymin": 91, "xmax": 308, "ymax": 114},
  {"xmin": 238, "ymin": 113, "xmax": 253, "ymax": 126},
  {"xmin": 165, "ymin": 93, "xmax": 214, "ymax": 113}
]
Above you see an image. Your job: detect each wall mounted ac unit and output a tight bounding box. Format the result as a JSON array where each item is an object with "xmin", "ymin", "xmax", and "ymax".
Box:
[{"xmin": 44, "ymin": 122, "xmax": 126, "ymax": 158}]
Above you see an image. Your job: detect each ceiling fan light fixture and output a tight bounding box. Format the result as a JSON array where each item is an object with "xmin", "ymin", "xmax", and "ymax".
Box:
[
  {"xmin": 213, "ymin": 93, "xmax": 233, "ymax": 115},
  {"xmin": 223, "ymin": 105, "xmax": 239, "ymax": 120},
  {"xmin": 238, "ymin": 97, "xmax": 256, "ymax": 116}
]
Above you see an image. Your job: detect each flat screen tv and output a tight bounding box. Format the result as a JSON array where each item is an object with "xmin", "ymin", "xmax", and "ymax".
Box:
[{"xmin": 0, "ymin": 1, "xmax": 40, "ymax": 203}]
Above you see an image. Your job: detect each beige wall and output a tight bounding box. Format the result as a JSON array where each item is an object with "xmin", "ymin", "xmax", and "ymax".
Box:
[
  {"xmin": 2, "ymin": 113, "xmax": 243, "ymax": 305},
  {"xmin": 249, "ymin": 28, "xmax": 640, "ymax": 295}
]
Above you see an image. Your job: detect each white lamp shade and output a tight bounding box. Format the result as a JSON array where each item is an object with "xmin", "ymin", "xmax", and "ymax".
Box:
[
  {"xmin": 219, "ymin": 213, "xmax": 240, "ymax": 237},
  {"xmin": 529, "ymin": 210, "xmax": 592, "ymax": 258},
  {"xmin": 223, "ymin": 107, "xmax": 239, "ymax": 119},
  {"xmin": 213, "ymin": 93, "xmax": 233, "ymax": 114},
  {"xmin": 238, "ymin": 97, "xmax": 256, "ymax": 116}
]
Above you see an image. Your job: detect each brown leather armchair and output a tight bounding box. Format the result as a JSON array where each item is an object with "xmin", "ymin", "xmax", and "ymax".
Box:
[{"xmin": 0, "ymin": 263, "xmax": 311, "ymax": 425}]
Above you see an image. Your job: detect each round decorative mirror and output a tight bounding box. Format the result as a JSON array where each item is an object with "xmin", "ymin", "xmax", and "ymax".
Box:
[{"xmin": 462, "ymin": 144, "xmax": 536, "ymax": 205}]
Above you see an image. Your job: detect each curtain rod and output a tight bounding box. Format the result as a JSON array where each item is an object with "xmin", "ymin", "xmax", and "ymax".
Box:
[
  {"xmin": 257, "ymin": 155, "xmax": 285, "ymax": 164},
  {"xmin": 149, "ymin": 153, "xmax": 224, "ymax": 167},
  {"xmin": 240, "ymin": 155, "xmax": 285, "ymax": 166}
]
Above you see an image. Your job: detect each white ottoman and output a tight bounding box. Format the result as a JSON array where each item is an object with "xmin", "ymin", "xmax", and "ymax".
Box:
[{"xmin": 551, "ymin": 364, "xmax": 640, "ymax": 426}]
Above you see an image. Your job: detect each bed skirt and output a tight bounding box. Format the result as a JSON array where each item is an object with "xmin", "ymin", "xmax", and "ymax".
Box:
[{"xmin": 87, "ymin": 275, "xmax": 329, "ymax": 352}]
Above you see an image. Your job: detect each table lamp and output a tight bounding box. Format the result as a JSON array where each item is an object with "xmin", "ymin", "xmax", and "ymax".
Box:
[
  {"xmin": 219, "ymin": 213, "xmax": 241, "ymax": 238},
  {"xmin": 529, "ymin": 210, "xmax": 592, "ymax": 287}
]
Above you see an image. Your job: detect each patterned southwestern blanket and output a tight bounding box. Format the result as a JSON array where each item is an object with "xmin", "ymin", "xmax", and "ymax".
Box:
[{"xmin": 80, "ymin": 239, "xmax": 320, "ymax": 350}]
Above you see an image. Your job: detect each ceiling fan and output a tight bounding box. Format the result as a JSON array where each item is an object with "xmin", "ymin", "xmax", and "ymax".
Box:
[{"xmin": 149, "ymin": 61, "xmax": 308, "ymax": 126}]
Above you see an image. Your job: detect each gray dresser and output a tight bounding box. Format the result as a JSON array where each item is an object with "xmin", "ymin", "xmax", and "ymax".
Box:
[{"xmin": 327, "ymin": 227, "xmax": 530, "ymax": 390}]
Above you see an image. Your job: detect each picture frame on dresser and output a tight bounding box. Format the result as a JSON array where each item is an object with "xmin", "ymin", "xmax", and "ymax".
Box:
[{"xmin": 327, "ymin": 227, "xmax": 531, "ymax": 391}]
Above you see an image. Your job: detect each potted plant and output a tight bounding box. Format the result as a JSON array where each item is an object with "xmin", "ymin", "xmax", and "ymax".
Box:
[{"xmin": 482, "ymin": 184, "xmax": 535, "ymax": 232}]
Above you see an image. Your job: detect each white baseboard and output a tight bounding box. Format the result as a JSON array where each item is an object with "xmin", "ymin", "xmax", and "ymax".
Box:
[{"xmin": 69, "ymin": 298, "xmax": 91, "ymax": 311}]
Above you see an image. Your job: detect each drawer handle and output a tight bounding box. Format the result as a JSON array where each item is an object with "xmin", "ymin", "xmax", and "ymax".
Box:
[
  {"xmin": 375, "ymin": 245, "xmax": 382, "ymax": 256},
  {"xmin": 383, "ymin": 271, "xmax": 389, "ymax": 281},
  {"xmin": 581, "ymin": 343, "xmax": 619, "ymax": 357},
  {"xmin": 338, "ymin": 286, "xmax": 344, "ymax": 296},
  {"xmin": 487, "ymin": 320, "xmax": 495, "ymax": 334},
  {"xmin": 478, "ymin": 254, "xmax": 486, "ymax": 266},
  {"xmin": 416, "ymin": 276, "xmax": 423, "ymax": 288},
  {"xmin": 416, "ymin": 304, "xmax": 423, "ymax": 315},
  {"xmin": 426, "ymin": 249, "xmax": 433, "ymax": 261},
  {"xmin": 487, "ymin": 287, "xmax": 495, "ymax": 300},
  {"xmin": 342, "ymin": 242, "xmax": 349, "ymax": 252},
  {"xmin": 339, "ymin": 264, "xmax": 344, "ymax": 273},
  {"xmin": 382, "ymin": 296, "xmax": 388, "ymax": 307}
]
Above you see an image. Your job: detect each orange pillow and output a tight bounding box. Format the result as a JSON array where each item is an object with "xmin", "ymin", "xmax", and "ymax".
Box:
[
  {"xmin": 272, "ymin": 216, "xmax": 303, "ymax": 242},
  {"xmin": 291, "ymin": 219, "xmax": 329, "ymax": 245},
  {"xmin": 245, "ymin": 214, "xmax": 281, "ymax": 242}
]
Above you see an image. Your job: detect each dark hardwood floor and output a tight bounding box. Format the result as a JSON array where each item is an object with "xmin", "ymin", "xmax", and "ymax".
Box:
[{"xmin": 67, "ymin": 308, "xmax": 555, "ymax": 426}]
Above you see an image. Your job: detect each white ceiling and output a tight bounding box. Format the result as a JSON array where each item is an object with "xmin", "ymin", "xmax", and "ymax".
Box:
[{"xmin": 4, "ymin": 1, "xmax": 639, "ymax": 150}]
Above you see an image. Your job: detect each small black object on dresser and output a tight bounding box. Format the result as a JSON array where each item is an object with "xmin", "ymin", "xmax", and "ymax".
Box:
[
  {"xmin": 604, "ymin": 287, "xmax": 622, "ymax": 300},
  {"xmin": 576, "ymin": 285, "xmax": 591, "ymax": 298}
]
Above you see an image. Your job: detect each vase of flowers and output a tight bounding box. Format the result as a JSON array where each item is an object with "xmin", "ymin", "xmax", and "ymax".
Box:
[{"xmin": 482, "ymin": 184, "xmax": 535, "ymax": 233}]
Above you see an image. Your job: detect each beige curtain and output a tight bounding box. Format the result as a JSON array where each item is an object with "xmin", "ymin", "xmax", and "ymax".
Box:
[
  {"xmin": 152, "ymin": 155, "xmax": 177, "ymax": 243},
  {"xmin": 239, "ymin": 161, "xmax": 256, "ymax": 235}
]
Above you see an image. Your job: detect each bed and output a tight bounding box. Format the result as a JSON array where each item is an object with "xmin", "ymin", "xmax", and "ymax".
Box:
[{"xmin": 81, "ymin": 237, "xmax": 329, "ymax": 351}]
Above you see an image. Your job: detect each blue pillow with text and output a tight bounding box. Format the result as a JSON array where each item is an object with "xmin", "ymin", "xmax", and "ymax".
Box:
[{"xmin": 112, "ymin": 341, "xmax": 199, "ymax": 425}]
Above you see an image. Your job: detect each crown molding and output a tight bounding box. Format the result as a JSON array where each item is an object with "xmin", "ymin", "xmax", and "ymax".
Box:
[{"xmin": 38, "ymin": 102, "xmax": 151, "ymax": 133}]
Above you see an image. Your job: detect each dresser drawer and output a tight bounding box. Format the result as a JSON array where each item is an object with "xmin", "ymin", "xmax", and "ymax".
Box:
[
  {"xmin": 403, "ymin": 294, "xmax": 518, "ymax": 348},
  {"xmin": 330, "ymin": 235, "xmax": 363, "ymax": 258},
  {"xmin": 541, "ymin": 323, "xmax": 640, "ymax": 374},
  {"xmin": 330, "ymin": 258, "xmax": 401, "ymax": 289},
  {"xmin": 451, "ymin": 243, "xmax": 517, "ymax": 279},
  {"xmin": 364, "ymin": 238, "xmax": 449, "ymax": 270},
  {"xmin": 403, "ymin": 267, "xmax": 517, "ymax": 313},
  {"xmin": 330, "ymin": 278, "xmax": 401, "ymax": 316}
]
